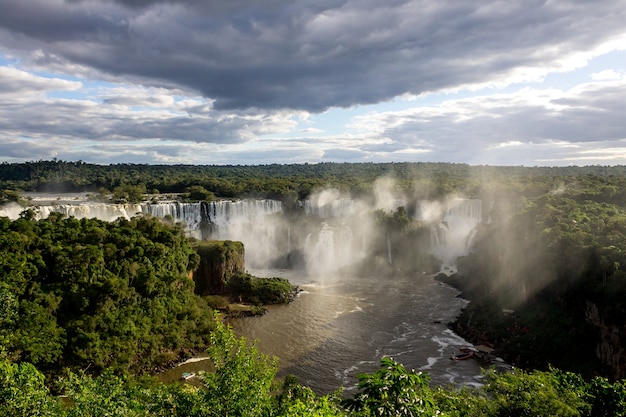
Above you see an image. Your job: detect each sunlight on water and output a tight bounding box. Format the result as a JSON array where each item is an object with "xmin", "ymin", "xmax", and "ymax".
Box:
[{"xmin": 230, "ymin": 270, "xmax": 485, "ymax": 394}]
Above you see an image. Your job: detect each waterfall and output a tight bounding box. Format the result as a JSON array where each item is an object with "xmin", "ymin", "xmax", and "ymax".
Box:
[
  {"xmin": 5, "ymin": 192, "xmax": 483, "ymax": 276},
  {"xmin": 35, "ymin": 203, "xmax": 144, "ymax": 222},
  {"xmin": 206, "ymin": 200, "xmax": 283, "ymax": 230},
  {"xmin": 303, "ymin": 223, "xmax": 355, "ymax": 275},
  {"xmin": 423, "ymin": 198, "xmax": 482, "ymax": 274},
  {"xmin": 0, "ymin": 203, "xmax": 25, "ymax": 219},
  {"xmin": 142, "ymin": 202, "xmax": 206, "ymax": 239},
  {"xmin": 203, "ymin": 200, "xmax": 285, "ymax": 268}
]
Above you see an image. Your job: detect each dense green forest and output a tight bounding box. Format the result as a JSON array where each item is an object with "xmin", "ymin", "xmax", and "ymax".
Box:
[
  {"xmin": 2, "ymin": 160, "xmax": 626, "ymax": 201},
  {"xmin": 0, "ymin": 214, "xmax": 214, "ymax": 378},
  {"xmin": 0, "ymin": 214, "xmax": 296, "ymax": 380},
  {"xmin": 442, "ymin": 177, "xmax": 626, "ymax": 379},
  {"xmin": 2, "ymin": 160, "xmax": 626, "ymax": 415}
]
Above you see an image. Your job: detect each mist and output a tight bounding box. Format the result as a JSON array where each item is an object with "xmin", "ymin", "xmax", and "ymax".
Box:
[
  {"xmin": 191, "ymin": 178, "xmax": 485, "ymax": 280},
  {"xmin": 0, "ymin": 202, "xmax": 25, "ymax": 220},
  {"xmin": 0, "ymin": 179, "xmax": 555, "ymax": 299}
]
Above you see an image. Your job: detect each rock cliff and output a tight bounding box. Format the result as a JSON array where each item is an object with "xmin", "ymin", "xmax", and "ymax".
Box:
[
  {"xmin": 191, "ymin": 240, "xmax": 245, "ymax": 295},
  {"xmin": 585, "ymin": 301, "xmax": 626, "ymax": 379}
]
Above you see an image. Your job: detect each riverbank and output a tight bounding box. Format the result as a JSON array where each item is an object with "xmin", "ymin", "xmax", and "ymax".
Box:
[{"xmin": 437, "ymin": 272, "xmax": 603, "ymax": 378}]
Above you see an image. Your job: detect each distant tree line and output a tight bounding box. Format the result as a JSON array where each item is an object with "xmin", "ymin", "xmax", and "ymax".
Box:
[{"xmin": 2, "ymin": 160, "xmax": 626, "ymax": 202}]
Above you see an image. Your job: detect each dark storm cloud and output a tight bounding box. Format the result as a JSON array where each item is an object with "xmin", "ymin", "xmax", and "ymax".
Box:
[{"xmin": 1, "ymin": 0, "xmax": 624, "ymax": 112}]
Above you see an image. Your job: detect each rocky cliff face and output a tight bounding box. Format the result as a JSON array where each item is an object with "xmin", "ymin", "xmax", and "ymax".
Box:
[
  {"xmin": 585, "ymin": 301, "xmax": 626, "ymax": 379},
  {"xmin": 191, "ymin": 240, "xmax": 245, "ymax": 295}
]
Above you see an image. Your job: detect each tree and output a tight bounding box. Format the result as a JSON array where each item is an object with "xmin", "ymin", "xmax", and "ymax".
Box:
[
  {"xmin": 112, "ymin": 184, "xmax": 146, "ymax": 204},
  {"xmin": 0, "ymin": 359, "xmax": 62, "ymax": 417},
  {"xmin": 277, "ymin": 375, "xmax": 346, "ymax": 417},
  {"xmin": 184, "ymin": 185, "xmax": 215, "ymax": 202},
  {"xmin": 198, "ymin": 312, "xmax": 278, "ymax": 417},
  {"xmin": 343, "ymin": 356, "xmax": 436, "ymax": 416},
  {"xmin": 484, "ymin": 368, "xmax": 587, "ymax": 417}
]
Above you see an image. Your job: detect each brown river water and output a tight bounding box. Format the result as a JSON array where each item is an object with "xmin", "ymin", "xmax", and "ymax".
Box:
[{"xmin": 160, "ymin": 269, "xmax": 487, "ymax": 395}]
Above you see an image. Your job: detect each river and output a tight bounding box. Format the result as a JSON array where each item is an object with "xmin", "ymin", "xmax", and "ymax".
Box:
[{"xmin": 161, "ymin": 269, "xmax": 486, "ymax": 395}]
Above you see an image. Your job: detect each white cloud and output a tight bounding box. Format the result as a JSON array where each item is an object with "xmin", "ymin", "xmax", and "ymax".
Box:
[
  {"xmin": 591, "ymin": 69, "xmax": 623, "ymax": 81},
  {"xmin": 0, "ymin": 66, "xmax": 82, "ymax": 98}
]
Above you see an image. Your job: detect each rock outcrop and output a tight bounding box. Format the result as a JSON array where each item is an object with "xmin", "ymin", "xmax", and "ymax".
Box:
[
  {"xmin": 585, "ymin": 301, "xmax": 626, "ymax": 379},
  {"xmin": 191, "ymin": 240, "xmax": 245, "ymax": 295}
]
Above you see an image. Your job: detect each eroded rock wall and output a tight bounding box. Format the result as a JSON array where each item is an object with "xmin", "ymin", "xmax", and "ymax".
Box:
[
  {"xmin": 191, "ymin": 240, "xmax": 245, "ymax": 295},
  {"xmin": 585, "ymin": 301, "xmax": 626, "ymax": 379}
]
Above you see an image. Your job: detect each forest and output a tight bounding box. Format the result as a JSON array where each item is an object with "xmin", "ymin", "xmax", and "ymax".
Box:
[
  {"xmin": 2, "ymin": 159, "xmax": 626, "ymax": 201},
  {"xmin": 0, "ymin": 214, "xmax": 213, "ymax": 377},
  {"xmin": 2, "ymin": 160, "xmax": 626, "ymax": 416}
]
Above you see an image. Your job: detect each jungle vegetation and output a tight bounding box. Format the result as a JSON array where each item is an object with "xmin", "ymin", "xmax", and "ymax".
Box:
[
  {"xmin": 0, "ymin": 214, "xmax": 214, "ymax": 378},
  {"xmin": 2, "ymin": 317, "xmax": 626, "ymax": 416},
  {"xmin": 2, "ymin": 161, "xmax": 626, "ymax": 415},
  {"xmin": 2, "ymin": 159, "xmax": 626, "ymax": 202}
]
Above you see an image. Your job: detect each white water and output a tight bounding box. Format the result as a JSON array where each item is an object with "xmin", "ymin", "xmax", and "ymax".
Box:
[
  {"xmin": 423, "ymin": 198, "xmax": 483, "ymax": 275},
  {"xmin": 2, "ymin": 194, "xmax": 483, "ymax": 275}
]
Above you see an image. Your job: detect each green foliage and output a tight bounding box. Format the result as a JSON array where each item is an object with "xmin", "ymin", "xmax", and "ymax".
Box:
[
  {"xmin": 227, "ymin": 272, "xmax": 295, "ymax": 305},
  {"xmin": 0, "ymin": 189, "xmax": 25, "ymax": 205},
  {"xmin": 61, "ymin": 369, "xmax": 150, "ymax": 417},
  {"xmin": 199, "ymin": 313, "xmax": 278, "ymax": 417},
  {"xmin": 277, "ymin": 375, "xmax": 346, "ymax": 417},
  {"xmin": 5, "ymin": 160, "xmax": 625, "ymax": 201},
  {"xmin": 3, "ymin": 346, "xmax": 626, "ymax": 417},
  {"xmin": 184, "ymin": 185, "xmax": 215, "ymax": 202},
  {"xmin": 583, "ymin": 375, "xmax": 626, "ymax": 417},
  {"xmin": 374, "ymin": 206, "xmax": 412, "ymax": 233},
  {"xmin": 112, "ymin": 184, "xmax": 147, "ymax": 203},
  {"xmin": 343, "ymin": 356, "xmax": 436, "ymax": 416},
  {"xmin": 483, "ymin": 368, "xmax": 587, "ymax": 417},
  {"xmin": 0, "ymin": 215, "xmax": 215, "ymax": 376},
  {"xmin": 432, "ymin": 385, "xmax": 491, "ymax": 417},
  {"xmin": 0, "ymin": 359, "xmax": 63, "ymax": 417}
]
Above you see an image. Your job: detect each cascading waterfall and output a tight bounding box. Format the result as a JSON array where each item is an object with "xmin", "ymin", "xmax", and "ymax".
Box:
[
  {"xmin": 36, "ymin": 203, "xmax": 144, "ymax": 222},
  {"xmin": 5, "ymin": 192, "xmax": 484, "ymax": 276},
  {"xmin": 0, "ymin": 203, "xmax": 29, "ymax": 219},
  {"xmin": 425, "ymin": 198, "xmax": 482, "ymax": 274},
  {"xmin": 144, "ymin": 200, "xmax": 284, "ymax": 268},
  {"xmin": 142, "ymin": 202, "xmax": 206, "ymax": 239},
  {"xmin": 206, "ymin": 200, "xmax": 283, "ymax": 230},
  {"xmin": 204, "ymin": 200, "xmax": 284, "ymax": 268},
  {"xmin": 303, "ymin": 223, "xmax": 355, "ymax": 275}
]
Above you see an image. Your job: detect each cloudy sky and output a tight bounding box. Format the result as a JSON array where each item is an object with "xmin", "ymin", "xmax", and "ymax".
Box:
[{"xmin": 1, "ymin": 0, "xmax": 625, "ymax": 166}]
